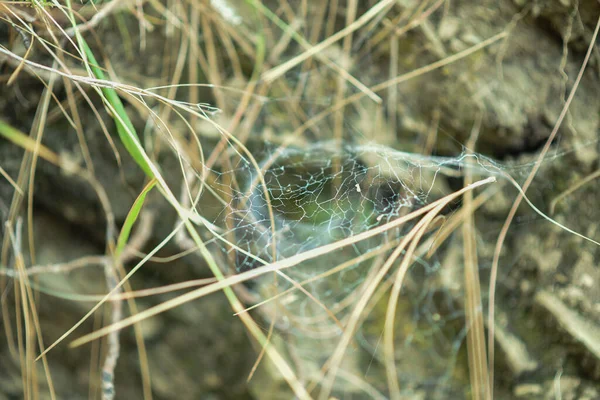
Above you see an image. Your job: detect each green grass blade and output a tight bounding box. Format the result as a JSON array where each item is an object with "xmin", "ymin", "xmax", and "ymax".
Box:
[
  {"xmin": 0, "ymin": 119, "xmax": 34, "ymax": 149},
  {"xmin": 63, "ymin": 0, "xmax": 153, "ymax": 178},
  {"xmin": 115, "ymin": 179, "xmax": 156, "ymax": 259},
  {"xmin": 78, "ymin": 39, "xmax": 154, "ymax": 178},
  {"xmin": 0, "ymin": 119, "xmax": 58, "ymax": 163}
]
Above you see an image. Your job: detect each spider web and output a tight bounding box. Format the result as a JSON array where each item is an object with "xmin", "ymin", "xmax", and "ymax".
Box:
[{"xmin": 188, "ymin": 140, "xmax": 502, "ymax": 398}]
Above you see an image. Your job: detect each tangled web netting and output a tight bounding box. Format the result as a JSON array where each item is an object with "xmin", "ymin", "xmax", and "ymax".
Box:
[{"xmin": 193, "ymin": 141, "xmax": 502, "ymax": 396}]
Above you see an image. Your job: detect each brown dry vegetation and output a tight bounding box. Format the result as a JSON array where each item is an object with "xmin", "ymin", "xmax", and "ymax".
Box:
[{"xmin": 1, "ymin": 1, "xmax": 600, "ymax": 399}]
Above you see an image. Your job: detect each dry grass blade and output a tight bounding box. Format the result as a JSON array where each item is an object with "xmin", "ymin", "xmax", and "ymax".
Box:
[
  {"xmin": 384, "ymin": 205, "xmax": 442, "ymax": 400},
  {"xmin": 487, "ymin": 14, "xmax": 600, "ymax": 396},
  {"xmin": 463, "ymin": 120, "xmax": 490, "ymax": 400},
  {"xmin": 0, "ymin": 255, "xmax": 106, "ymax": 277},
  {"xmin": 0, "ymin": 164, "xmax": 24, "ymax": 196},
  {"xmin": 549, "ymin": 168, "xmax": 600, "ymax": 214},
  {"xmin": 233, "ymin": 239, "xmax": 402, "ymax": 317},
  {"xmin": 317, "ymin": 180, "xmax": 480, "ymax": 399},
  {"xmin": 279, "ymin": 30, "xmax": 507, "ymax": 143},
  {"xmin": 68, "ymin": 177, "xmax": 496, "ymax": 349},
  {"xmin": 7, "ymin": 221, "xmax": 56, "ymax": 400},
  {"xmin": 35, "ymin": 222, "xmax": 184, "ymax": 361},
  {"xmin": 253, "ymin": 0, "xmax": 381, "ymax": 103},
  {"xmin": 262, "ymin": 0, "xmax": 395, "ymax": 82},
  {"xmin": 7, "ymin": 24, "xmax": 35, "ymax": 86},
  {"xmin": 6, "ymin": 1, "xmax": 595, "ymax": 399}
]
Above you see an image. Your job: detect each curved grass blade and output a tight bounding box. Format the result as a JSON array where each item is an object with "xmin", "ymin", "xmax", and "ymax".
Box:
[
  {"xmin": 63, "ymin": 0, "xmax": 153, "ymax": 178},
  {"xmin": 115, "ymin": 179, "xmax": 156, "ymax": 259},
  {"xmin": 77, "ymin": 39, "xmax": 154, "ymax": 179}
]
